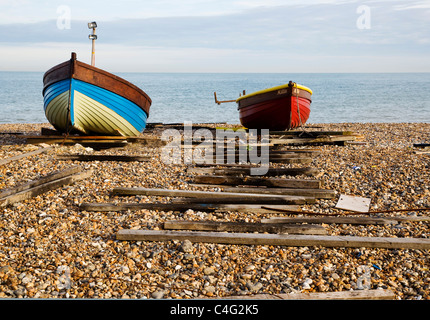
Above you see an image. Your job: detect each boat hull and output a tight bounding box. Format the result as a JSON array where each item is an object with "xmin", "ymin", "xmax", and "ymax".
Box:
[
  {"xmin": 43, "ymin": 53, "xmax": 151, "ymax": 136},
  {"xmin": 236, "ymin": 82, "xmax": 312, "ymax": 131}
]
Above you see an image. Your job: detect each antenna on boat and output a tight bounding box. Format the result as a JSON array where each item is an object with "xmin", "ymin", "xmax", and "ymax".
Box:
[{"xmin": 88, "ymin": 21, "xmax": 97, "ymax": 66}]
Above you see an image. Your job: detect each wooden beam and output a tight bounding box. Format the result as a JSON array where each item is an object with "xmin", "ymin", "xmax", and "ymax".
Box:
[
  {"xmin": 116, "ymin": 229, "xmax": 430, "ymax": 250},
  {"xmin": 221, "ymin": 187, "xmax": 335, "ymax": 199},
  {"xmin": 186, "ymin": 166, "xmax": 319, "ymax": 176},
  {"xmin": 222, "ymin": 289, "xmax": 395, "ymax": 300},
  {"xmin": 271, "ymin": 135, "xmax": 356, "ymax": 145},
  {"xmin": 112, "ymin": 187, "xmax": 312, "ymax": 200},
  {"xmin": 0, "ymin": 146, "xmax": 53, "ymax": 166},
  {"xmin": 193, "ymin": 175, "xmax": 321, "ymax": 189},
  {"xmin": 171, "ymin": 196, "xmax": 312, "ymax": 205},
  {"xmin": 208, "ymin": 155, "xmax": 312, "ymax": 164},
  {"xmin": 0, "ymin": 166, "xmax": 82, "ymax": 198},
  {"xmin": 268, "ymin": 157, "xmax": 312, "ymax": 164},
  {"xmin": 79, "ymin": 202, "xmax": 300, "ymax": 213},
  {"xmin": 261, "ymin": 216, "xmax": 398, "ymax": 225},
  {"xmin": 56, "ymin": 154, "xmax": 151, "ymax": 162},
  {"xmin": 0, "ymin": 169, "xmax": 93, "ymax": 207},
  {"xmin": 164, "ymin": 220, "xmax": 327, "ymax": 235},
  {"xmin": 23, "ymin": 135, "xmax": 166, "ymax": 147},
  {"xmin": 278, "ymin": 289, "xmax": 395, "ymax": 300},
  {"xmin": 269, "ymin": 130, "xmax": 355, "ymax": 136}
]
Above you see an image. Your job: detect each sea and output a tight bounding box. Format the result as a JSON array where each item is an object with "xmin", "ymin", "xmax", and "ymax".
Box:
[{"xmin": 1, "ymin": 72, "xmax": 429, "ymax": 125}]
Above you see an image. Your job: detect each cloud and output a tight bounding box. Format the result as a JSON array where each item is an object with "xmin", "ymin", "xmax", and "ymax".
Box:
[{"xmin": 0, "ymin": 1, "xmax": 429, "ymax": 72}]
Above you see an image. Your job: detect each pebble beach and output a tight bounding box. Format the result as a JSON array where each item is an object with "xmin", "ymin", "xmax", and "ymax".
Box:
[{"xmin": 0, "ymin": 122, "xmax": 429, "ymax": 300}]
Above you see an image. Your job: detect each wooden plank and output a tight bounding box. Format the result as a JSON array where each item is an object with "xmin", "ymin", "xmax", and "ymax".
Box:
[
  {"xmin": 172, "ymin": 196, "xmax": 313, "ymax": 205},
  {"xmin": 23, "ymin": 135, "xmax": 166, "ymax": 147},
  {"xmin": 271, "ymin": 135, "xmax": 356, "ymax": 145},
  {"xmin": 0, "ymin": 169, "xmax": 93, "ymax": 207},
  {"xmin": 278, "ymin": 290, "xmax": 395, "ymax": 300},
  {"xmin": 268, "ymin": 157, "xmax": 312, "ymax": 164},
  {"xmin": 56, "ymin": 154, "xmax": 151, "ymax": 162},
  {"xmin": 116, "ymin": 229, "xmax": 430, "ymax": 249},
  {"xmin": 261, "ymin": 216, "xmax": 398, "ymax": 225},
  {"xmin": 209, "ymin": 155, "xmax": 312, "ymax": 164},
  {"xmin": 413, "ymin": 143, "xmax": 430, "ymax": 148},
  {"xmin": 221, "ymin": 187, "xmax": 335, "ymax": 199},
  {"xmin": 25, "ymin": 138, "xmax": 127, "ymax": 145},
  {"xmin": 268, "ymin": 149, "xmax": 321, "ymax": 156},
  {"xmin": 214, "ymin": 151, "xmax": 309, "ymax": 159},
  {"xmin": 23, "ymin": 134, "xmax": 153, "ymax": 141},
  {"xmin": 336, "ymin": 194, "xmax": 371, "ymax": 213},
  {"xmin": 193, "ymin": 175, "xmax": 321, "ymax": 189},
  {"xmin": 0, "ymin": 146, "xmax": 53, "ymax": 166},
  {"xmin": 222, "ymin": 289, "xmax": 395, "ymax": 300},
  {"xmin": 79, "ymin": 202, "xmax": 300, "ymax": 213},
  {"xmin": 164, "ymin": 220, "xmax": 327, "ymax": 235},
  {"xmin": 269, "ymin": 130, "xmax": 355, "ymax": 136},
  {"xmin": 186, "ymin": 166, "xmax": 319, "ymax": 176},
  {"xmin": 0, "ymin": 166, "xmax": 82, "ymax": 198},
  {"xmin": 269, "ymin": 148, "xmax": 322, "ymax": 154},
  {"xmin": 112, "ymin": 187, "xmax": 312, "ymax": 199},
  {"xmin": 194, "ymin": 163, "xmax": 268, "ymax": 169},
  {"xmin": 213, "ymin": 204, "xmax": 300, "ymax": 213}
]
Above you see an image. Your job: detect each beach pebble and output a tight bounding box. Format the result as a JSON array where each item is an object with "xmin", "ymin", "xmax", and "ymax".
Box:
[
  {"xmin": 203, "ymin": 267, "xmax": 215, "ymax": 275},
  {"xmin": 151, "ymin": 290, "xmax": 165, "ymax": 299},
  {"xmin": 0, "ymin": 122, "xmax": 429, "ymax": 300},
  {"xmin": 179, "ymin": 240, "xmax": 194, "ymax": 253}
]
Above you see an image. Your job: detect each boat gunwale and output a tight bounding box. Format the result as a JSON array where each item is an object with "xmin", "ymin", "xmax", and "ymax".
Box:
[
  {"xmin": 237, "ymin": 85, "xmax": 312, "ymax": 110},
  {"xmin": 42, "ymin": 53, "xmax": 151, "ymax": 116},
  {"xmin": 236, "ymin": 83, "xmax": 312, "ymax": 105}
]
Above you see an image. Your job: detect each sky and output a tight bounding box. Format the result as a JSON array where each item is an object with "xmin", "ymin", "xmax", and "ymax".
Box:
[{"xmin": 0, "ymin": 0, "xmax": 429, "ymax": 72}]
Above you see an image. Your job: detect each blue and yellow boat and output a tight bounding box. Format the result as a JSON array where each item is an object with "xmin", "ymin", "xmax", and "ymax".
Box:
[{"xmin": 42, "ymin": 52, "xmax": 151, "ymax": 136}]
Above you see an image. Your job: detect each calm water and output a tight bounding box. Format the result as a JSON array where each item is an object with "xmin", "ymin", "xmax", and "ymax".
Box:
[{"xmin": 1, "ymin": 72, "xmax": 429, "ymax": 125}]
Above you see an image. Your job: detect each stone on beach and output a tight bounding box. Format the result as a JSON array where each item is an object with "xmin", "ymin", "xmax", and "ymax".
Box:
[{"xmin": 0, "ymin": 122, "xmax": 429, "ymax": 300}]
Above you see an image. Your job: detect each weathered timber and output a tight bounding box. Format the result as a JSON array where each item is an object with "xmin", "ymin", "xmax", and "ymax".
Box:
[
  {"xmin": 413, "ymin": 143, "xmax": 430, "ymax": 148},
  {"xmin": 221, "ymin": 187, "xmax": 335, "ymax": 199},
  {"xmin": 0, "ymin": 166, "xmax": 82, "ymax": 198},
  {"xmin": 222, "ymin": 289, "xmax": 395, "ymax": 300},
  {"xmin": 0, "ymin": 146, "xmax": 53, "ymax": 166},
  {"xmin": 209, "ymin": 154, "xmax": 312, "ymax": 164},
  {"xmin": 116, "ymin": 229, "xmax": 430, "ymax": 249},
  {"xmin": 193, "ymin": 175, "xmax": 321, "ymax": 189},
  {"xmin": 186, "ymin": 166, "xmax": 318, "ymax": 176},
  {"xmin": 0, "ymin": 132, "xmax": 24, "ymax": 135},
  {"xmin": 268, "ymin": 149, "xmax": 321, "ymax": 156},
  {"xmin": 112, "ymin": 187, "xmax": 311, "ymax": 199},
  {"xmin": 56, "ymin": 154, "xmax": 151, "ymax": 162},
  {"xmin": 269, "ymin": 130, "xmax": 355, "ymax": 136},
  {"xmin": 213, "ymin": 151, "xmax": 311, "ymax": 159},
  {"xmin": 271, "ymin": 135, "xmax": 356, "ymax": 145},
  {"xmin": 261, "ymin": 216, "xmax": 398, "ymax": 225},
  {"xmin": 164, "ymin": 220, "xmax": 327, "ymax": 235},
  {"xmin": 171, "ymin": 195, "xmax": 312, "ymax": 205},
  {"xmin": 195, "ymin": 163, "xmax": 268, "ymax": 168},
  {"xmin": 0, "ymin": 169, "xmax": 93, "ymax": 207},
  {"xmin": 269, "ymin": 147, "xmax": 322, "ymax": 154},
  {"xmin": 79, "ymin": 202, "xmax": 299, "ymax": 213},
  {"xmin": 23, "ymin": 135, "xmax": 166, "ymax": 147}
]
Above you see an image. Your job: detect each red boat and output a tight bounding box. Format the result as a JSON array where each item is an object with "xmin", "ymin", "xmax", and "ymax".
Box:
[
  {"xmin": 237, "ymin": 81, "xmax": 312, "ymax": 130},
  {"xmin": 215, "ymin": 81, "xmax": 313, "ymax": 131}
]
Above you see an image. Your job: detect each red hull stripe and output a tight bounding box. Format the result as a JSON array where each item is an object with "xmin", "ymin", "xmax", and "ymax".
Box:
[{"xmin": 239, "ymin": 96, "xmax": 311, "ymax": 130}]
